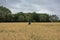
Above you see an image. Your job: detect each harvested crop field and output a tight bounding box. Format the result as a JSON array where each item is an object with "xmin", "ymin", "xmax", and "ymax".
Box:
[{"xmin": 0, "ymin": 22, "xmax": 60, "ymax": 40}]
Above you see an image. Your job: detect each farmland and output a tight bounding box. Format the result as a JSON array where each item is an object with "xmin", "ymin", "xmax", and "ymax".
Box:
[{"xmin": 0, "ymin": 22, "xmax": 60, "ymax": 40}]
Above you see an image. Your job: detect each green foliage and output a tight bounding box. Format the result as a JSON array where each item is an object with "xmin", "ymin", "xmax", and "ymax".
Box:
[
  {"xmin": 49, "ymin": 15, "xmax": 59, "ymax": 22},
  {"xmin": 58, "ymin": 20, "xmax": 60, "ymax": 22},
  {"xmin": 18, "ymin": 15, "xmax": 25, "ymax": 22},
  {"xmin": 38, "ymin": 14, "xmax": 49, "ymax": 22},
  {"xmin": 0, "ymin": 6, "xmax": 59, "ymax": 22},
  {"xmin": 0, "ymin": 6, "xmax": 12, "ymax": 22},
  {"xmin": 32, "ymin": 12, "xmax": 39, "ymax": 22}
]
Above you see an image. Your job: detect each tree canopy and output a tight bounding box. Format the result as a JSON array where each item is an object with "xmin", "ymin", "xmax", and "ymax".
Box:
[
  {"xmin": 0, "ymin": 6, "xmax": 59, "ymax": 22},
  {"xmin": 0, "ymin": 6, "xmax": 12, "ymax": 22}
]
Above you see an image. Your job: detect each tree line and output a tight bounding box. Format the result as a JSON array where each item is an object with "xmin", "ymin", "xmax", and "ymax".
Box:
[{"xmin": 0, "ymin": 6, "xmax": 59, "ymax": 22}]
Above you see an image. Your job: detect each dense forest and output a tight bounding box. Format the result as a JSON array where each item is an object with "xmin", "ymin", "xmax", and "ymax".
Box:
[{"xmin": 0, "ymin": 6, "xmax": 59, "ymax": 22}]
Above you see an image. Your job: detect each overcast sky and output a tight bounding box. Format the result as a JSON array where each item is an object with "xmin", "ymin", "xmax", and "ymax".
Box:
[{"xmin": 0, "ymin": 0, "xmax": 60, "ymax": 17}]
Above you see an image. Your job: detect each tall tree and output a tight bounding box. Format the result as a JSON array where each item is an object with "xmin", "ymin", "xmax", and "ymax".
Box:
[
  {"xmin": 38, "ymin": 14, "xmax": 49, "ymax": 22},
  {"xmin": 49, "ymin": 15, "xmax": 59, "ymax": 22},
  {"xmin": 0, "ymin": 6, "xmax": 12, "ymax": 22},
  {"xmin": 18, "ymin": 15, "xmax": 25, "ymax": 22},
  {"xmin": 32, "ymin": 12, "xmax": 39, "ymax": 22}
]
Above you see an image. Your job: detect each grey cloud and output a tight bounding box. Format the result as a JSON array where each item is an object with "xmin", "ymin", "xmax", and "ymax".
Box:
[{"xmin": 0, "ymin": 0, "xmax": 60, "ymax": 18}]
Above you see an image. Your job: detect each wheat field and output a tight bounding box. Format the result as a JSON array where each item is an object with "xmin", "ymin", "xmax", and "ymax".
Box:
[{"xmin": 0, "ymin": 22, "xmax": 60, "ymax": 40}]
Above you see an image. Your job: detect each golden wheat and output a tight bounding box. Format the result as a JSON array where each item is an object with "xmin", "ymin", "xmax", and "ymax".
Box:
[{"xmin": 0, "ymin": 22, "xmax": 60, "ymax": 40}]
